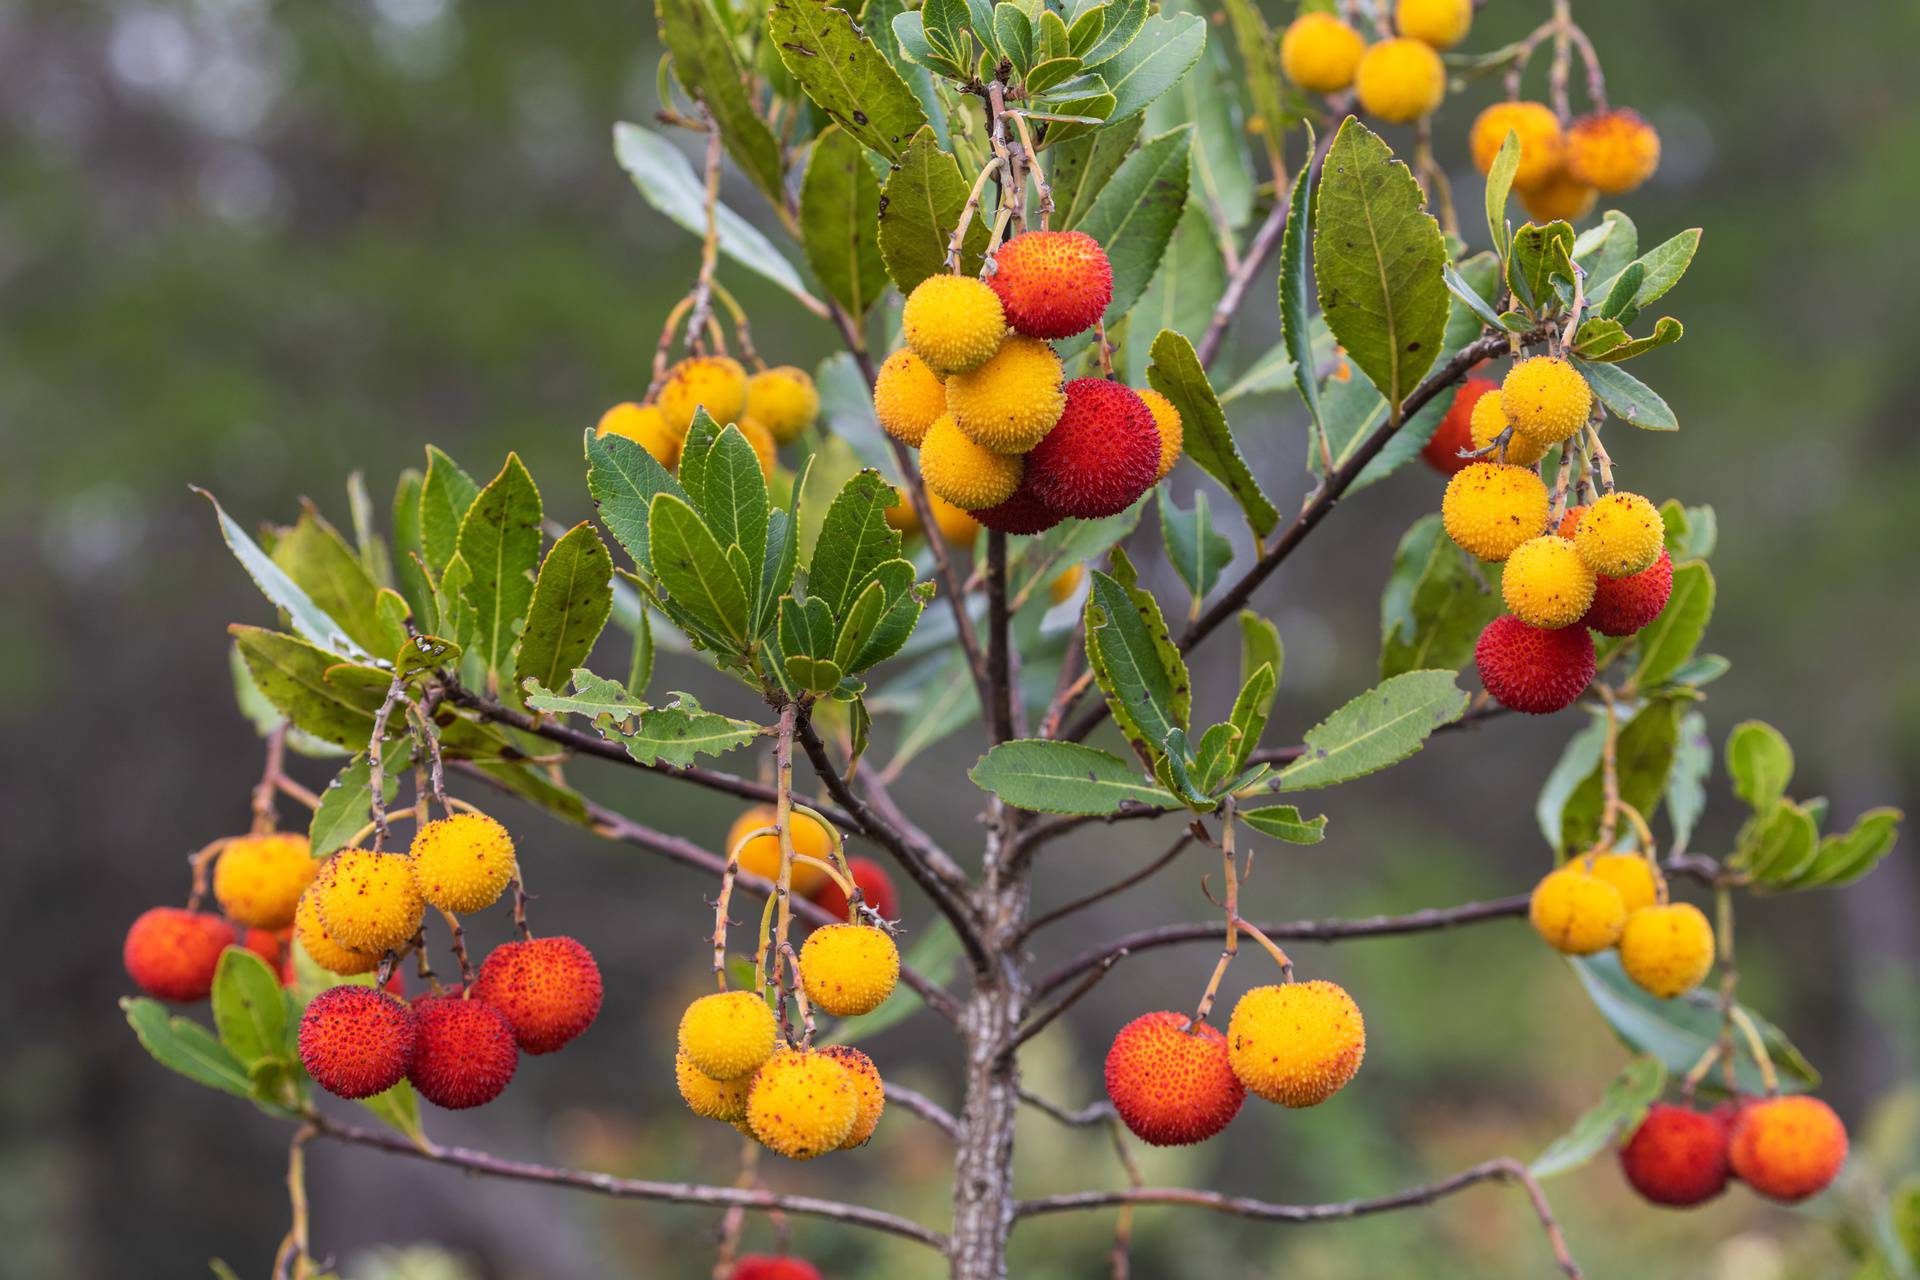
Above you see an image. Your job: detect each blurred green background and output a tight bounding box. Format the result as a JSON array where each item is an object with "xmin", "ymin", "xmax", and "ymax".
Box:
[{"xmin": 3, "ymin": 0, "xmax": 1916, "ymax": 1277}]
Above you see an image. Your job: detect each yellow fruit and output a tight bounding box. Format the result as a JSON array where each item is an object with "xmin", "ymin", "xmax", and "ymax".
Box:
[
  {"xmin": 819, "ymin": 1045, "xmax": 885, "ymax": 1149},
  {"xmin": 1589, "ymin": 852, "xmax": 1663, "ymax": 915},
  {"xmin": 1049, "ymin": 562, "xmax": 1085, "ymax": 607},
  {"xmin": 312, "ymin": 848, "xmax": 424, "ymax": 954},
  {"xmin": 1227, "ymin": 981, "xmax": 1367, "ymax": 1108},
  {"xmin": 745, "ymin": 366, "xmax": 819, "ymax": 444},
  {"xmin": 946, "ymin": 336, "xmax": 1066, "ymax": 454},
  {"xmin": 727, "ymin": 805, "xmax": 834, "ymax": 897},
  {"xmin": 920, "ymin": 414, "xmax": 1023, "ymax": 510},
  {"xmin": 676, "ymin": 1048, "xmax": 753, "ymax": 1123},
  {"xmin": 735, "ymin": 417, "xmax": 778, "ymax": 480},
  {"xmin": 874, "ymin": 348, "xmax": 948, "ymax": 447},
  {"xmin": 1573, "ymin": 491, "xmax": 1664, "ymax": 577},
  {"xmin": 1395, "ymin": 0, "xmax": 1471, "ymax": 48},
  {"xmin": 902, "ymin": 275, "xmax": 1006, "ymax": 374},
  {"xmin": 679, "ymin": 990, "xmax": 778, "ymax": 1081},
  {"xmin": 214, "ymin": 833, "xmax": 317, "ymax": 930},
  {"xmin": 1468, "ymin": 389, "xmax": 1547, "ymax": 466},
  {"xmin": 1528, "ymin": 865, "xmax": 1626, "ymax": 955},
  {"xmin": 1519, "ymin": 169, "xmax": 1599, "ymax": 224},
  {"xmin": 1279, "ymin": 13, "xmax": 1365, "ymax": 94},
  {"xmin": 1138, "ymin": 387, "xmax": 1184, "ymax": 481},
  {"xmin": 747, "ymin": 1048, "xmax": 858, "ymax": 1159},
  {"xmin": 884, "ymin": 499, "xmax": 920, "ymax": 535},
  {"xmin": 595, "ymin": 403, "xmax": 680, "ymax": 468},
  {"xmin": 294, "ymin": 887, "xmax": 381, "ymax": 976},
  {"xmin": 1501, "ymin": 356, "xmax": 1592, "ymax": 447},
  {"xmin": 408, "ymin": 812, "xmax": 517, "ymax": 914},
  {"xmin": 1469, "ymin": 102, "xmax": 1565, "ymax": 190},
  {"xmin": 658, "ymin": 356, "xmax": 749, "ymax": 432},
  {"xmin": 929, "ymin": 494, "xmax": 982, "ymax": 547},
  {"xmin": 1441, "ymin": 462, "xmax": 1549, "ymax": 562},
  {"xmin": 1619, "ymin": 903, "xmax": 1715, "ymax": 998},
  {"xmin": 1502, "ymin": 535, "xmax": 1597, "ymax": 629},
  {"xmin": 1355, "ymin": 38, "xmax": 1446, "ymax": 124},
  {"xmin": 799, "ymin": 924, "xmax": 900, "ymax": 1018},
  {"xmin": 1565, "ymin": 109, "xmax": 1661, "ymax": 195}
]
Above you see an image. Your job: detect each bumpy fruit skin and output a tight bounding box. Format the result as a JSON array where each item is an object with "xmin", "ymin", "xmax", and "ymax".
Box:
[
  {"xmin": 819, "ymin": 1045, "xmax": 885, "ymax": 1148},
  {"xmin": 920, "ymin": 414, "xmax": 1024, "ymax": 510},
  {"xmin": 1620, "ymin": 1104, "xmax": 1732, "ymax": 1207},
  {"xmin": 1227, "ymin": 981, "xmax": 1366, "ymax": 1108},
  {"xmin": 747, "ymin": 1048, "xmax": 858, "ymax": 1160},
  {"xmin": 1502, "ymin": 535, "xmax": 1597, "ymax": 629},
  {"xmin": 1422, "ymin": 377, "xmax": 1494, "ymax": 474},
  {"xmin": 1279, "ymin": 13, "xmax": 1365, "ymax": 94},
  {"xmin": 1573, "ymin": 491, "xmax": 1664, "ymax": 577},
  {"xmin": 213, "ymin": 832, "xmax": 317, "ymax": 929},
  {"xmin": 1355, "ymin": 38, "xmax": 1445, "ymax": 123},
  {"xmin": 1729, "ymin": 1096, "xmax": 1848, "ymax": 1203},
  {"xmin": 596, "ymin": 403, "xmax": 680, "ymax": 468},
  {"xmin": 1395, "ymin": 0, "xmax": 1470, "ymax": 48},
  {"xmin": 124, "ymin": 908, "xmax": 235, "ymax": 1002},
  {"xmin": 971, "ymin": 476, "xmax": 1065, "ymax": 535},
  {"xmin": 946, "ymin": 336, "xmax": 1067, "ymax": 453},
  {"xmin": 1442, "ymin": 462, "xmax": 1549, "ymax": 562},
  {"xmin": 1583, "ymin": 548, "xmax": 1674, "ymax": 636},
  {"xmin": 728, "ymin": 806, "xmax": 834, "ymax": 897},
  {"xmin": 736, "ymin": 418, "xmax": 778, "ymax": 480},
  {"xmin": 902, "ymin": 275, "xmax": 1006, "ymax": 374},
  {"xmin": 873, "ymin": 349, "xmax": 947, "ymax": 447},
  {"xmin": 745, "ymin": 366, "xmax": 819, "ymax": 445},
  {"xmin": 1026, "ymin": 379, "xmax": 1160, "ymax": 519},
  {"xmin": 680, "ymin": 990, "xmax": 778, "ymax": 1081},
  {"xmin": 1529, "ymin": 864, "xmax": 1627, "ymax": 954},
  {"xmin": 676, "ymin": 1048, "xmax": 752, "ymax": 1122},
  {"xmin": 1519, "ymin": 170, "xmax": 1598, "ymax": 224},
  {"xmin": 1467, "ymin": 387, "xmax": 1549, "ymax": 466},
  {"xmin": 987, "ymin": 230, "xmax": 1113, "ymax": 339},
  {"xmin": 408, "ymin": 994, "xmax": 519, "ymax": 1109},
  {"xmin": 1566, "ymin": 109, "xmax": 1661, "ymax": 194},
  {"xmin": 659, "ymin": 356, "xmax": 748, "ymax": 431},
  {"xmin": 312, "ymin": 849, "xmax": 424, "ymax": 955},
  {"xmin": 1589, "ymin": 852, "xmax": 1663, "ymax": 914},
  {"xmin": 1502, "ymin": 356, "xmax": 1592, "ymax": 446},
  {"xmin": 294, "ymin": 887, "xmax": 381, "ymax": 976},
  {"xmin": 472, "ymin": 935, "xmax": 603, "ymax": 1054},
  {"xmin": 1137, "ymin": 387, "xmax": 1185, "ymax": 481},
  {"xmin": 809, "ymin": 857, "xmax": 901, "ymax": 923},
  {"xmin": 1470, "ymin": 101, "xmax": 1564, "ymax": 189},
  {"xmin": 1105, "ymin": 1011, "xmax": 1246, "ymax": 1145},
  {"xmin": 800, "ymin": 924, "xmax": 900, "ymax": 1017},
  {"xmin": 409, "ymin": 812, "xmax": 517, "ymax": 914},
  {"xmin": 729, "ymin": 1256, "xmax": 823, "ymax": 1280},
  {"xmin": 1619, "ymin": 902, "xmax": 1714, "ymax": 998},
  {"xmin": 1476, "ymin": 615, "xmax": 1595, "ymax": 714},
  {"xmin": 298, "ymin": 985, "xmax": 416, "ymax": 1099}
]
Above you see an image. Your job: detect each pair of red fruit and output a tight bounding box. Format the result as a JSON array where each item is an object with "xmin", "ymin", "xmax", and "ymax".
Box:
[{"xmin": 1621, "ymin": 1094, "xmax": 1849, "ymax": 1208}]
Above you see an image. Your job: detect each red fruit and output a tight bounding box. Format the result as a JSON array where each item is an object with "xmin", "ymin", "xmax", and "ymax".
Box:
[
  {"xmin": 810, "ymin": 857, "xmax": 901, "ymax": 923},
  {"xmin": 1025, "ymin": 379, "xmax": 1160, "ymax": 519},
  {"xmin": 123, "ymin": 907, "xmax": 236, "ymax": 1002},
  {"xmin": 297, "ymin": 985, "xmax": 417, "ymax": 1099},
  {"xmin": 728, "ymin": 1257, "xmax": 823, "ymax": 1280},
  {"xmin": 1619, "ymin": 1103, "xmax": 1731, "ymax": 1207},
  {"xmin": 471, "ymin": 936, "xmax": 604, "ymax": 1055},
  {"xmin": 408, "ymin": 994, "xmax": 519, "ymax": 1109},
  {"xmin": 1581, "ymin": 548, "xmax": 1673, "ymax": 636},
  {"xmin": 971, "ymin": 475, "xmax": 1065, "ymax": 535},
  {"xmin": 244, "ymin": 927, "xmax": 291, "ymax": 977},
  {"xmin": 1729, "ymin": 1095, "xmax": 1849, "ymax": 1203},
  {"xmin": 1421, "ymin": 377, "xmax": 1495, "ymax": 475},
  {"xmin": 1474, "ymin": 614, "xmax": 1595, "ymax": 714},
  {"xmin": 986, "ymin": 229, "xmax": 1113, "ymax": 339},
  {"xmin": 1104, "ymin": 1011, "xmax": 1246, "ymax": 1147}
]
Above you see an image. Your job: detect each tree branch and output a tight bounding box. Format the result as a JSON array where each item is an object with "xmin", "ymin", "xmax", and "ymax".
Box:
[
  {"xmin": 885, "ymin": 1081, "xmax": 961, "ymax": 1140},
  {"xmin": 1018, "ymin": 833, "xmax": 1194, "ymax": 941}
]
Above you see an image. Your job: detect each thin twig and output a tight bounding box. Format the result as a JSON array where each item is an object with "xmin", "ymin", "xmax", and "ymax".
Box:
[
  {"xmin": 884, "ymin": 1081, "xmax": 961, "ymax": 1140},
  {"xmin": 1019, "ymin": 834, "xmax": 1194, "ymax": 941},
  {"xmin": 1003, "ymin": 950, "xmax": 1126, "ymax": 1062}
]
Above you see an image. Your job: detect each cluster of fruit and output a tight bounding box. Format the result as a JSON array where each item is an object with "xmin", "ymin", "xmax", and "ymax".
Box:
[
  {"xmin": 597, "ymin": 357, "xmax": 821, "ymax": 479},
  {"xmin": 1530, "ymin": 850, "xmax": 1711, "ymax": 998},
  {"xmin": 1103, "ymin": 980, "xmax": 1366, "ymax": 1147},
  {"xmin": 875, "ymin": 229, "xmax": 1183, "ymax": 535},
  {"xmin": 1280, "ymin": 1, "xmax": 1463, "ymax": 124},
  {"xmin": 1425, "ymin": 358, "xmax": 1673, "ymax": 716},
  {"xmin": 727, "ymin": 806, "xmax": 901, "ymax": 921},
  {"xmin": 1470, "ymin": 99, "xmax": 1660, "ymax": 225},
  {"xmin": 1620, "ymin": 1094, "xmax": 1849, "ymax": 1210}
]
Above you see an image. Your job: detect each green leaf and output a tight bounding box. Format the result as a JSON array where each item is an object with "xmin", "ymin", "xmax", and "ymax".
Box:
[
  {"xmin": 391, "ymin": 468, "xmax": 434, "ymax": 629},
  {"xmin": 1218, "ymin": 0, "xmax": 1284, "ymax": 172},
  {"xmin": 357, "ymin": 1081, "xmax": 426, "ymax": 1144},
  {"xmin": 993, "ymin": 2, "xmax": 1033, "ymax": 71},
  {"xmin": 1574, "ymin": 210, "xmax": 1637, "ymax": 285},
  {"xmin": 1279, "ymin": 124, "xmax": 1326, "ymax": 452},
  {"xmin": 1145, "ymin": 328, "xmax": 1278, "ymax": 537},
  {"xmin": 801, "ymin": 125, "xmax": 890, "ymax": 318},
  {"xmin": 1047, "ymin": 115, "xmax": 1144, "ymax": 231},
  {"xmin": 1124, "ymin": 203, "xmax": 1225, "ymax": 385},
  {"xmin": 1239, "ymin": 610, "xmax": 1282, "ymax": 689},
  {"xmin": 515, "ymin": 522, "xmax": 614, "ymax": 700},
  {"xmin": 435, "ymin": 554, "xmax": 475, "ymax": 652},
  {"xmin": 1783, "ymin": 807, "xmax": 1904, "ymax": 891},
  {"xmin": 1574, "ymin": 358, "xmax": 1677, "ymax": 431},
  {"xmin": 1097, "ymin": 11, "xmax": 1206, "ymax": 121},
  {"xmin": 456, "ymin": 454, "xmax": 544, "ymax": 687},
  {"xmin": 122, "ymin": 997, "xmax": 257, "ymax": 1102},
  {"xmin": 1085, "ymin": 554, "xmax": 1191, "ymax": 762},
  {"xmin": 231, "ymin": 626, "xmax": 393, "ymax": 750},
  {"xmin": 1484, "ymin": 129, "xmax": 1520, "ymax": 261},
  {"xmin": 1444, "ymin": 258, "xmax": 1505, "ymax": 334},
  {"xmin": 769, "ymin": 0, "xmax": 928, "ymax": 160},
  {"xmin": 1314, "ymin": 118, "xmax": 1449, "ymax": 413},
  {"xmin": 1506, "ymin": 220, "xmax": 1575, "ymax": 313},
  {"xmin": 780, "ymin": 595, "xmax": 837, "ymax": 659},
  {"xmin": 199, "ymin": 489, "xmax": 368, "ymax": 659},
  {"xmin": 1666, "ymin": 710, "xmax": 1712, "ymax": 854},
  {"xmin": 524, "ymin": 672, "xmax": 765, "ymax": 766},
  {"xmin": 808, "ymin": 470, "xmax": 903, "ymax": 622},
  {"xmin": 1725, "ymin": 720, "xmax": 1794, "ymax": 815},
  {"xmin": 1632, "ymin": 562, "xmax": 1714, "ymax": 689},
  {"xmin": 1735, "ymin": 799, "xmax": 1821, "ymax": 885},
  {"xmin": 585, "ymin": 426, "xmax": 690, "ymax": 576},
  {"xmin": 649, "ymin": 494, "xmax": 753, "ymax": 650},
  {"xmin": 658, "ymin": 0, "xmax": 786, "ymax": 204},
  {"xmin": 1077, "ymin": 0, "xmax": 1146, "ymax": 68},
  {"xmin": 211, "ymin": 946, "xmax": 290, "ymax": 1069},
  {"xmin": 696, "ymin": 426, "xmax": 772, "ymax": 598},
  {"xmin": 523, "ymin": 668, "xmax": 649, "ymax": 719},
  {"xmin": 970, "ymin": 739, "xmax": 1181, "ymax": 814},
  {"xmin": 1276, "ymin": 670, "xmax": 1467, "ymax": 791},
  {"xmin": 1158, "ymin": 488, "xmax": 1232, "ymax": 613},
  {"xmin": 418, "ymin": 445, "xmax": 481, "ymax": 579},
  {"xmin": 1531, "ymin": 1056, "xmax": 1666, "ymax": 1179},
  {"xmin": 1660, "ymin": 499, "xmax": 1717, "ymax": 563},
  {"xmin": 877, "ymin": 128, "xmax": 989, "ymax": 295},
  {"xmin": 1075, "ymin": 126, "xmax": 1192, "ymax": 327},
  {"xmin": 308, "ymin": 740, "xmax": 411, "ymax": 859},
  {"xmin": 1559, "ymin": 699, "xmax": 1680, "ymax": 855},
  {"xmin": 1379, "ymin": 513, "xmax": 1503, "ymax": 678},
  {"xmin": 1537, "ymin": 713, "xmax": 1607, "ymax": 850},
  {"xmin": 269, "ymin": 505, "xmax": 400, "ymax": 658},
  {"xmin": 1240, "ymin": 803, "xmax": 1327, "ymax": 844},
  {"xmin": 1227, "ymin": 661, "xmax": 1276, "ymax": 773},
  {"xmin": 1587, "ymin": 316, "xmax": 1684, "ymax": 364},
  {"xmin": 1592, "ymin": 228, "xmax": 1701, "ymax": 317}
]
